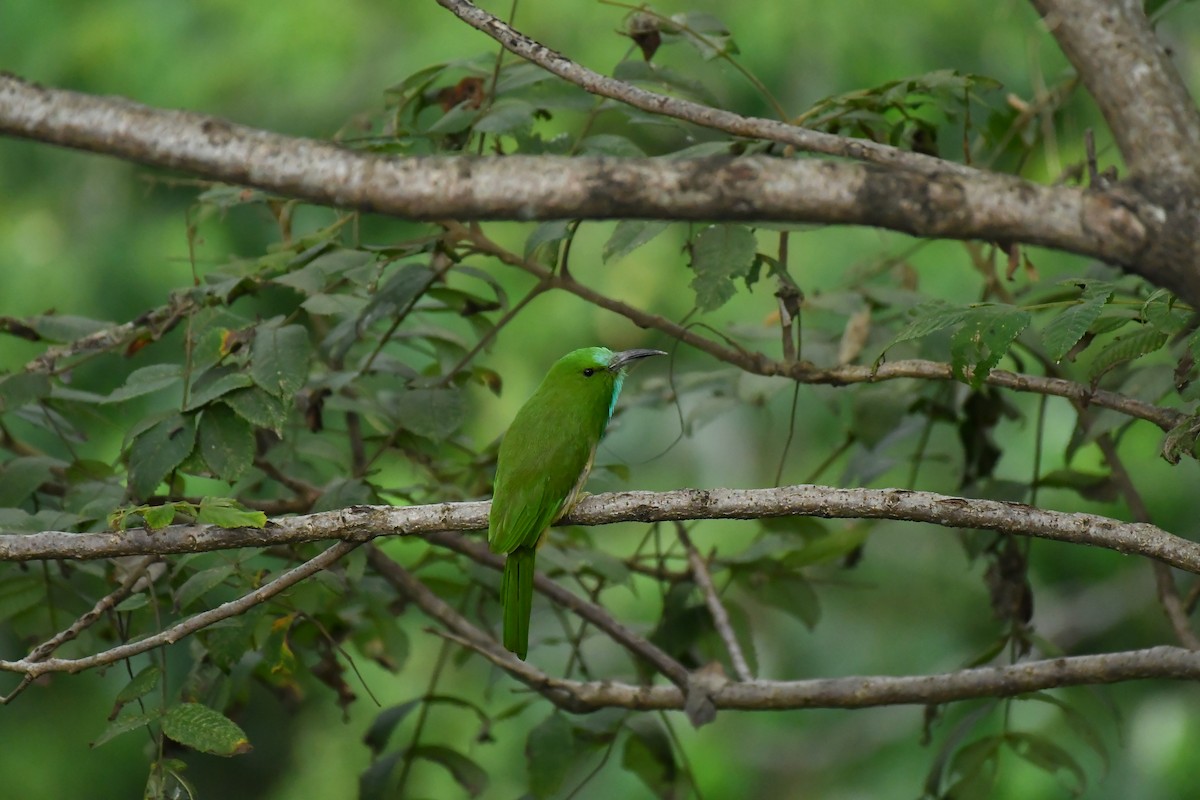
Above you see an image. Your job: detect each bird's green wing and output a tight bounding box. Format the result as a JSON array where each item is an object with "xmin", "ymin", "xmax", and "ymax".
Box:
[{"xmin": 489, "ymin": 421, "xmax": 596, "ymax": 555}]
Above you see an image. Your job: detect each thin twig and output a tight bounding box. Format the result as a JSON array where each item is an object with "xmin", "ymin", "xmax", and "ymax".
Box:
[
  {"xmin": 0, "ymin": 541, "xmax": 358, "ymax": 677},
  {"xmin": 676, "ymin": 524, "xmax": 752, "ymax": 681},
  {"xmin": 422, "ymin": 531, "xmax": 690, "ymax": 688},
  {"xmin": 433, "ymin": 0, "xmax": 974, "ymax": 177}
]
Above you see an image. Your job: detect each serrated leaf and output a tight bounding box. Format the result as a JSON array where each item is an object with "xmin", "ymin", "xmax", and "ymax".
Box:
[
  {"xmin": 475, "ymin": 98, "xmax": 537, "ymax": 135},
  {"xmin": 28, "ymin": 314, "xmax": 112, "ymax": 343},
  {"xmin": 1088, "ymin": 327, "xmax": 1169, "ymax": 382},
  {"xmin": 689, "ymin": 224, "xmax": 757, "ymax": 311},
  {"xmin": 91, "ymin": 712, "xmax": 155, "ymax": 749},
  {"xmin": 526, "ymin": 712, "xmax": 576, "ymax": 799},
  {"xmin": 364, "ymin": 700, "xmax": 421, "ymax": 755},
  {"xmin": 876, "ymin": 302, "xmax": 975, "ymax": 361},
  {"xmin": 221, "ymin": 387, "xmax": 288, "ymax": 433},
  {"xmin": 0, "ymin": 455, "xmax": 61, "ymax": 507},
  {"xmin": 175, "ymin": 564, "xmax": 234, "ymax": 610},
  {"xmin": 115, "ymin": 664, "xmax": 162, "ymax": 705},
  {"xmin": 142, "ymin": 503, "xmax": 177, "ymax": 530},
  {"xmin": 622, "ymin": 721, "xmax": 678, "ymax": 798},
  {"xmin": 1006, "ymin": 731, "xmax": 1086, "ymax": 792},
  {"xmin": 0, "ymin": 371, "xmax": 51, "ymax": 412},
  {"xmin": 359, "ymin": 751, "xmax": 403, "ymax": 800},
  {"xmin": 113, "ymin": 593, "xmax": 149, "ymax": 612},
  {"xmin": 1142, "ymin": 290, "xmax": 1188, "ymax": 334},
  {"xmin": 196, "ymin": 497, "xmax": 267, "ymax": 529},
  {"xmin": 950, "ymin": 306, "xmax": 1031, "ymax": 388},
  {"xmin": 394, "ymin": 388, "xmax": 466, "ymax": 439},
  {"xmin": 524, "ymin": 219, "xmax": 574, "ymax": 262},
  {"xmin": 184, "ymin": 369, "xmax": 255, "ymax": 411},
  {"xmin": 603, "ymin": 220, "xmax": 670, "ymax": 264},
  {"xmin": 100, "ymin": 364, "xmax": 183, "ymax": 404},
  {"xmin": 1043, "ymin": 286, "xmax": 1112, "ymax": 361},
  {"xmin": 250, "ymin": 324, "xmax": 310, "ymax": 399},
  {"xmin": 411, "ymin": 745, "xmax": 488, "ymax": 797},
  {"xmin": 0, "ymin": 574, "xmax": 44, "ymax": 622},
  {"xmin": 127, "ymin": 413, "xmax": 197, "ymax": 500},
  {"xmin": 198, "ymin": 404, "xmax": 254, "ymax": 482},
  {"xmin": 161, "ymin": 702, "xmax": 252, "ymax": 756}
]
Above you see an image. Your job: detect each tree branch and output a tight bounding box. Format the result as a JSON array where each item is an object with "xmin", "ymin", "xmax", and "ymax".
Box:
[
  {"xmin": 1030, "ymin": 0, "xmax": 1200, "ymax": 180},
  {"xmin": 432, "ymin": 0, "xmax": 961, "ymax": 176},
  {"xmin": 1029, "ymin": 0, "xmax": 1200, "ymax": 302},
  {"xmin": 4, "ymin": 485, "xmax": 1198, "ymax": 576},
  {"xmin": 475, "ymin": 645, "xmax": 1200, "ymax": 712},
  {"xmin": 0, "ymin": 74, "xmax": 1153, "ymax": 276},
  {"xmin": 450, "ymin": 222, "xmax": 1188, "ymax": 434},
  {"xmin": 0, "ymin": 541, "xmax": 358, "ymax": 678}
]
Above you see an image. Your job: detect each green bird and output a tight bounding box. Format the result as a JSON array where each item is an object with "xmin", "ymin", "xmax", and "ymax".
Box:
[{"xmin": 489, "ymin": 346, "xmax": 666, "ymax": 659}]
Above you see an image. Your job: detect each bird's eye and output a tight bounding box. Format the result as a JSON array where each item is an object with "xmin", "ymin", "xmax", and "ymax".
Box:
[{"xmin": 582, "ymin": 368, "xmax": 595, "ymax": 377}]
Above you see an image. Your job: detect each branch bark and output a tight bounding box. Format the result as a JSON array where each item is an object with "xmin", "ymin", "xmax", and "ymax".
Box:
[
  {"xmin": 4, "ymin": 485, "xmax": 1198, "ymax": 575},
  {"xmin": 0, "ymin": 73, "xmax": 1159, "ymax": 290}
]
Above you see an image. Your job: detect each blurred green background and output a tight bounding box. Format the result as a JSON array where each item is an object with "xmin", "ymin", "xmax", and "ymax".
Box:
[{"xmin": 5, "ymin": 0, "xmax": 1200, "ymax": 797}]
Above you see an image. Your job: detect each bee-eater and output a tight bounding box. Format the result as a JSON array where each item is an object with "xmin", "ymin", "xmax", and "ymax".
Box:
[{"xmin": 488, "ymin": 346, "xmax": 666, "ymax": 659}]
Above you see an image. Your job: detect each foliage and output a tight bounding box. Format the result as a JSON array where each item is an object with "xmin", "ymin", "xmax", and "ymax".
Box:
[{"xmin": 3, "ymin": 2, "xmax": 1200, "ymax": 799}]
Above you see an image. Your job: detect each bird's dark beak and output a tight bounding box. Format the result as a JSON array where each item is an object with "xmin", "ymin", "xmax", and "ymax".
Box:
[{"xmin": 607, "ymin": 348, "xmax": 668, "ymax": 372}]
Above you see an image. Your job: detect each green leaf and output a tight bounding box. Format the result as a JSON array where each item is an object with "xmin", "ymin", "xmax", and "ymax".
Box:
[
  {"xmin": 944, "ymin": 735, "xmax": 1001, "ymax": 800},
  {"xmin": 526, "ymin": 712, "xmax": 576, "ymax": 799},
  {"xmin": 1142, "ymin": 289, "xmax": 1188, "ymax": 334},
  {"xmin": 732, "ymin": 560, "xmax": 821, "ymax": 629},
  {"xmin": 184, "ymin": 369, "xmax": 255, "ymax": 411},
  {"xmin": 524, "ymin": 219, "xmax": 574, "ymax": 263},
  {"xmin": 603, "ymin": 220, "xmax": 670, "ymax": 264},
  {"xmin": 127, "ymin": 413, "xmax": 197, "ymax": 500},
  {"xmin": 394, "ymin": 388, "xmax": 466, "ymax": 439},
  {"xmin": 0, "ymin": 372, "xmax": 50, "ymax": 412},
  {"xmin": 198, "ymin": 404, "xmax": 254, "ymax": 482},
  {"xmin": 222, "ymin": 386, "xmax": 288, "ymax": 433},
  {"xmin": 0, "ymin": 574, "xmax": 44, "ymax": 622},
  {"xmin": 161, "ymin": 702, "xmax": 252, "ymax": 756},
  {"xmin": 100, "ymin": 364, "xmax": 183, "ymax": 404},
  {"xmin": 363, "ymin": 700, "xmax": 421, "ymax": 755},
  {"xmin": 115, "ymin": 664, "xmax": 162, "ymax": 705},
  {"xmin": 1088, "ymin": 327, "xmax": 1169, "ymax": 382},
  {"xmin": 1042, "ymin": 284, "xmax": 1113, "ymax": 361},
  {"xmin": 0, "ymin": 455, "xmax": 62, "ymax": 506},
  {"xmin": 196, "ymin": 497, "xmax": 267, "ymax": 529},
  {"xmin": 27, "ymin": 314, "xmax": 112, "ymax": 343},
  {"xmin": 142, "ymin": 503, "xmax": 178, "ymax": 530},
  {"xmin": 1006, "ymin": 731, "xmax": 1087, "ymax": 793},
  {"xmin": 175, "ymin": 564, "xmax": 235, "ymax": 610},
  {"xmin": 667, "ymin": 11, "xmax": 739, "ymax": 59},
  {"xmin": 689, "ymin": 224, "xmax": 758, "ymax": 311},
  {"xmin": 91, "ymin": 712, "xmax": 155, "ymax": 749},
  {"xmin": 250, "ymin": 324, "xmax": 310, "ymax": 398},
  {"xmin": 622, "ymin": 721, "xmax": 679, "ymax": 799},
  {"xmin": 411, "ymin": 745, "xmax": 488, "ymax": 797},
  {"xmin": 474, "ymin": 98, "xmax": 537, "ymax": 135},
  {"xmin": 113, "ymin": 593, "xmax": 149, "ymax": 612},
  {"xmin": 876, "ymin": 301, "xmax": 974, "ymax": 362},
  {"xmin": 950, "ymin": 306, "xmax": 1031, "ymax": 388}
]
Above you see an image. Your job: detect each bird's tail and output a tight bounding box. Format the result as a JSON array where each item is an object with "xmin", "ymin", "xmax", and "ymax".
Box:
[{"xmin": 502, "ymin": 547, "xmax": 535, "ymax": 660}]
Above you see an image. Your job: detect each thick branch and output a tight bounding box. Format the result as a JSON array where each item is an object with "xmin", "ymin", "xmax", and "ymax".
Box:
[
  {"xmin": 1031, "ymin": 0, "xmax": 1200, "ymax": 180},
  {"xmin": 503, "ymin": 646, "xmax": 1200, "ymax": 712},
  {"xmin": 4, "ymin": 485, "xmax": 1198, "ymax": 575},
  {"xmin": 1030, "ymin": 0, "xmax": 1200, "ymax": 302},
  {"xmin": 0, "ymin": 74, "xmax": 1147, "ymax": 267}
]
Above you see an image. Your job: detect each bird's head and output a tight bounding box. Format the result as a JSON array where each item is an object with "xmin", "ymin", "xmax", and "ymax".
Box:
[{"xmin": 543, "ymin": 346, "xmax": 666, "ymax": 415}]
